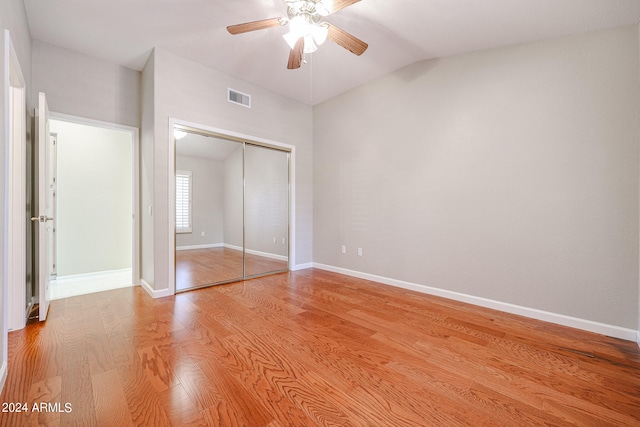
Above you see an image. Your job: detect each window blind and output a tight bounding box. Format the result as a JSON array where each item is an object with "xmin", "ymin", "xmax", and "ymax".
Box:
[{"xmin": 176, "ymin": 170, "xmax": 192, "ymax": 233}]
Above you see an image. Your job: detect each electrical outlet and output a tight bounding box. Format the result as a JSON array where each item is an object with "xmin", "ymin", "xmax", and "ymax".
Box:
[
  {"xmin": 273, "ymin": 237, "xmax": 276, "ymax": 243},
  {"xmin": 201, "ymin": 231, "xmax": 205, "ymax": 237},
  {"xmin": 282, "ymin": 237, "xmax": 286, "ymax": 245},
  {"xmin": 358, "ymin": 248, "xmax": 363, "ymax": 256},
  {"xmin": 341, "ymin": 245, "xmax": 346, "ymax": 254}
]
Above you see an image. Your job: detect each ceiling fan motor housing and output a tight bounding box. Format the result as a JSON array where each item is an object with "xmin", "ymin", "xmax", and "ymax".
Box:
[{"xmin": 286, "ymin": 0, "xmax": 329, "ymax": 24}]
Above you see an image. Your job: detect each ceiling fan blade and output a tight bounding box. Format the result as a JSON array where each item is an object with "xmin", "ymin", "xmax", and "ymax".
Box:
[
  {"xmin": 287, "ymin": 38, "xmax": 305, "ymax": 69},
  {"xmin": 323, "ymin": 0, "xmax": 361, "ymax": 14},
  {"xmin": 227, "ymin": 18, "xmax": 283, "ymax": 35},
  {"xmin": 327, "ymin": 24, "xmax": 368, "ymax": 56}
]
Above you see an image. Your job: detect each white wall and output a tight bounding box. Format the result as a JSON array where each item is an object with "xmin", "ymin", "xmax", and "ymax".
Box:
[
  {"xmin": 31, "ymin": 40, "xmax": 140, "ymax": 128},
  {"xmin": 141, "ymin": 48, "xmax": 313, "ymax": 293},
  {"xmin": 175, "ymin": 154, "xmax": 223, "ymax": 248},
  {"xmin": 51, "ymin": 120, "xmax": 132, "ymax": 276},
  {"xmin": 140, "ymin": 51, "xmax": 155, "ymax": 287},
  {"xmin": 1, "ymin": 0, "xmax": 32, "ymax": 389},
  {"xmin": 314, "ymin": 25, "xmax": 640, "ymax": 336}
]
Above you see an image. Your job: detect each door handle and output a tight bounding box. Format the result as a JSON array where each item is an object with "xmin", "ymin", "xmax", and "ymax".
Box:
[{"xmin": 31, "ymin": 216, "xmax": 54, "ymax": 223}]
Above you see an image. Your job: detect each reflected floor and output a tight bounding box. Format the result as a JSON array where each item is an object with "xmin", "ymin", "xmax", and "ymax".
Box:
[{"xmin": 176, "ymin": 247, "xmax": 288, "ymax": 292}]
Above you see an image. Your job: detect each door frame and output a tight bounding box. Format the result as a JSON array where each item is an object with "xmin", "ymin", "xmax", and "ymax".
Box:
[
  {"xmin": 50, "ymin": 112, "xmax": 141, "ymax": 287},
  {"xmin": 49, "ymin": 133, "xmax": 57, "ymax": 277},
  {"xmin": 5, "ymin": 30, "xmax": 28, "ymax": 333},
  {"xmin": 167, "ymin": 118, "xmax": 297, "ymax": 295}
]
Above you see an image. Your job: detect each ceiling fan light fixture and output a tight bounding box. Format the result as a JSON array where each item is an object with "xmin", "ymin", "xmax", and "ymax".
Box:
[
  {"xmin": 303, "ymin": 35, "xmax": 318, "ymax": 53},
  {"xmin": 283, "ymin": 31, "xmax": 300, "ymax": 49},
  {"xmin": 289, "ymin": 15, "xmax": 313, "ymax": 38},
  {"xmin": 312, "ymin": 22, "xmax": 329, "ymax": 45}
]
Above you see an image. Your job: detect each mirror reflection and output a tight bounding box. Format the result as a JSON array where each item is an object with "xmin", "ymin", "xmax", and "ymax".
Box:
[
  {"xmin": 244, "ymin": 144, "xmax": 289, "ymax": 277},
  {"xmin": 175, "ymin": 129, "xmax": 289, "ymax": 292},
  {"xmin": 175, "ymin": 133, "xmax": 243, "ymax": 291}
]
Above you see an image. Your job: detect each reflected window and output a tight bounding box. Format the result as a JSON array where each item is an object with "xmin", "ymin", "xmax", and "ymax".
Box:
[{"xmin": 176, "ymin": 170, "xmax": 192, "ymax": 233}]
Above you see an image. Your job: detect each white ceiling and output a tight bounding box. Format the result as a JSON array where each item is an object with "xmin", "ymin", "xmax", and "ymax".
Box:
[{"xmin": 23, "ymin": 0, "xmax": 640, "ymax": 105}]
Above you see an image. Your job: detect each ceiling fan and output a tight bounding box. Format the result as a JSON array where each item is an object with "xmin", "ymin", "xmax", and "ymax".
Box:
[{"xmin": 227, "ymin": 0, "xmax": 368, "ymax": 69}]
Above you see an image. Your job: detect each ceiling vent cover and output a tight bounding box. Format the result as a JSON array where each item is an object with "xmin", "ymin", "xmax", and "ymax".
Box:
[{"xmin": 228, "ymin": 88, "xmax": 251, "ymax": 108}]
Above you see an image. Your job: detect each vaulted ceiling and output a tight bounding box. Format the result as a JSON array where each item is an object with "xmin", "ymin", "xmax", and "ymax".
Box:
[{"xmin": 23, "ymin": 0, "xmax": 640, "ymax": 105}]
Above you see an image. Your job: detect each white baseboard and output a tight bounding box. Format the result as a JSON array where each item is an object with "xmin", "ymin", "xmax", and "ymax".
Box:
[
  {"xmin": 292, "ymin": 262, "xmax": 313, "ymax": 271},
  {"xmin": 140, "ymin": 279, "xmax": 172, "ymax": 299},
  {"xmin": 637, "ymin": 330, "xmax": 640, "ymax": 349},
  {"xmin": 312, "ymin": 263, "xmax": 638, "ymax": 342},
  {"xmin": 0, "ymin": 360, "xmax": 7, "ymax": 395},
  {"xmin": 176, "ymin": 243, "xmax": 223, "ymax": 251},
  {"xmin": 56, "ymin": 268, "xmax": 132, "ymax": 281}
]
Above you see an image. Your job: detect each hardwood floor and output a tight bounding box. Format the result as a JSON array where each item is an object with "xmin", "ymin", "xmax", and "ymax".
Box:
[
  {"xmin": 1, "ymin": 268, "xmax": 639, "ymax": 426},
  {"xmin": 176, "ymin": 248, "xmax": 287, "ymax": 292}
]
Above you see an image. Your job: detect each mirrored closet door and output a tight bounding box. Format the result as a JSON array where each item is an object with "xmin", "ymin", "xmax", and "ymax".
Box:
[
  {"xmin": 174, "ymin": 127, "xmax": 290, "ymax": 292},
  {"xmin": 244, "ymin": 144, "xmax": 290, "ymax": 277}
]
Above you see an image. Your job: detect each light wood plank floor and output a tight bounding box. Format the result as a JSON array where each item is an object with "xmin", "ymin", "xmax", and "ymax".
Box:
[{"xmin": 1, "ymin": 268, "xmax": 639, "ymax": 426}]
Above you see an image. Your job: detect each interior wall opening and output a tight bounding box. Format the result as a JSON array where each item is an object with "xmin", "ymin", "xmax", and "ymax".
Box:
[{"xmin": 47, "ymin": 117, "xmax": 138, "ymax": 299}]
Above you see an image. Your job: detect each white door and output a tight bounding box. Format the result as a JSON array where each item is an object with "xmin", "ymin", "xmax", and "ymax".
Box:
[{"xmin": 33, "ymin": 92, "xmax": 52, "ymax": 321}]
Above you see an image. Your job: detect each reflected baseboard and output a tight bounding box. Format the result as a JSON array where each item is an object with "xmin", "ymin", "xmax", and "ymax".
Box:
[
  {"xmin": 224, "ymin": 244, "xmax": 243, "ymax": 252},
  {"xmin": 245, "ymin": 248, "xmax": 287, "ymax": 261},
  {"xmin": 176, "ymin": 243, "xmax": 224, "ymax": 251},
  {"xmin": 222, "ymin": 243, "xmax": 287, "ymax": 261}
]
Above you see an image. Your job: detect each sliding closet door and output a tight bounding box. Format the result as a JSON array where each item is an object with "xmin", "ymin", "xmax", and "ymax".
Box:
[
  {"xmin": 244, "ymin": 144, "xmax": 289, "ymax": 277},
  {"xmin": 175, "ymin": 133, "xmax": 244, "ymax": 291},
  {"xmin": 175, "ymin": 127, "xmax": 290, "ymax": 292}
]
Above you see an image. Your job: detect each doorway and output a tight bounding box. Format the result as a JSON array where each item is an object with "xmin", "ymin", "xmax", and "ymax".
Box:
[
  {"xmin": 172, "ymin": 124, "xmax": 292, "ymax": 292},
  {"xmin": 47, "ymin": 116, "xmax": 139, "ymax": 299}
]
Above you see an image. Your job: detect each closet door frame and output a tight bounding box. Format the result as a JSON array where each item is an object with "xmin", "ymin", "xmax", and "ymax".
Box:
[{"xmin": 167, "ymin": 118, "xmax": 296, "ymax": 295}]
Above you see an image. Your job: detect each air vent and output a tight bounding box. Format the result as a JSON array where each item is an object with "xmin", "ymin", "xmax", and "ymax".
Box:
[{"xmin": 228, "ymin": 88, "xmax": 251, "ymax": 108}]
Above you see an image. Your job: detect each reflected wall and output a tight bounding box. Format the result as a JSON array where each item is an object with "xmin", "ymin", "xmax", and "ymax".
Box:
[{"xmin": 245, "ymin": 144, "xmax": 289, "ymax": 277}]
